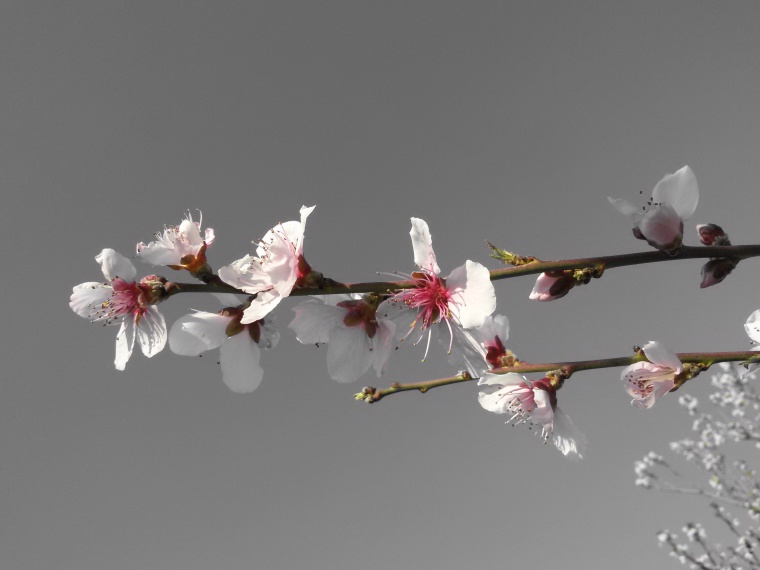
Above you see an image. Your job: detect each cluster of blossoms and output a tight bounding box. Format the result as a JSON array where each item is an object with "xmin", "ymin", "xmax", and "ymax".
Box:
[
  {"xmin": 68, "ymin": 210, "xmax": 497, "ymax": 385},
  {"xmin": 69, "ymin": 165, "xmax": 760, "ymax": 463},
  {"xmin": 635, "ymin": 363, "xmax": 760, "ymax": 568}
]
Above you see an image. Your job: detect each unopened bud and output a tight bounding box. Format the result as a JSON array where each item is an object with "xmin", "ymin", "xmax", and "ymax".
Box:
[
  {"xmin": 696, "ymin": 223, "xmax": 729, "ymax": 246},
  {"xmin": 700, "ymin": 257, "xmax": 737, "ymax": 288},
  {"xmin": 529, "ymin": 272, "xmax": 575, "ymax": 301}
]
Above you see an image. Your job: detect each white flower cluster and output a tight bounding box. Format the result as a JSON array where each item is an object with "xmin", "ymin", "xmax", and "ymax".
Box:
[{"xmin": 635, "ymin": 364, "xmax": 760, "ymax": 569}]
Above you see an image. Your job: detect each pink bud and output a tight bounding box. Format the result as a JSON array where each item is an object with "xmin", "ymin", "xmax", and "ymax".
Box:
[
  {"xmin": 696, "ymin": 223, "xmax": 729, "ymax": 246},
  {"xmin": 529, "ymin": 272, "xmax": 574, "ymax": 301},
  {"xmin": 700, "ymin": 258, "xmax": 737, "ymax": 288}
]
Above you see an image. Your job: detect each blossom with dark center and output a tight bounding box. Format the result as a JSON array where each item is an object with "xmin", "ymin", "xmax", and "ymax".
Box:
[
  {"xmin": 219, "ymin": 206, "xmax": 315, "ymax": 324},
  {"xmin": 379, "ymin": 217, "xmax": 496, "ymax": 360},
  {"xmin": 620, "ymin": 341, "xmax": 682, "ymax": 408},
  {"xmin": 290, "ymin": 294, "xmax": 395, "ymax": 383},
  {"xmin": 169, "ymin": 294, "xmax": 279, "ymax": 393},
  {"xmin": 478, "ymin": 372, "xmax": 586, "ymax": 459},
  {"xmin": 70, "ymin": 248, "xmax": 167, "ymax": 370},
  {"xmin": 609, "ymin": 166, "xmax": 699, "ymax": 255},
  {"xmin": 136, "ymin": 210, "xmax": 215, "ymax": 273}
]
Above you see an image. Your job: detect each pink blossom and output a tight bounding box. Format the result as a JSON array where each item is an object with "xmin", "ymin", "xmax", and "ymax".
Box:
[
  {"xmin": 478, "ymin": 372, "xmax": 586, "ymax": 460},
  {"xmin": 169, "ymin": 294, "xmax": 278, "ymax": 393},
  {"xmin": 621, "ymin": 340, "xmax": 682, "ymax": 408},
  {"xmin": 609, "ymin": 166, "xmax": 699, "ymax": 255},
  {"xmin": 379, "ymin": 217, "xmax": 496, "ymax": 358},
  {"xmin": 218, "ymin": 206, "xmax": 315, "ymax": 324},
  {"xmin": 289, "ymin": 294, "xmax": 396, "ymax": 383},
  {"xmin": 69, "ymin": 248, "xmax": 167, "ymax": 370},
  {"xmin": 136, "ymin": 211, "xmax": 215, "ymax": 271}
]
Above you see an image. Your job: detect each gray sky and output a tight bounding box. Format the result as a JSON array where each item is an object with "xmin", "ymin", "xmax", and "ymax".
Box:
[{"xmin": 3, "ymin": 2, "xmax": 760, "ymax": 569}]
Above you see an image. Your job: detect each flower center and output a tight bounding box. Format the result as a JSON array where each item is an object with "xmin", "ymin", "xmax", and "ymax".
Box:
[
  {"xmin": 484, "ymin": 335, "xmax": 507, "ymax": 368},
  {"xmin": 98, "ymin": 278, "xmax": 150, "ymax": 324},
  {"xmin": 396, "ymin": 270, "xmax": 452, "ymax": 330},
  {"xmin": 338, "ymin": 299, "xmax": 379, "ymax": 339}
]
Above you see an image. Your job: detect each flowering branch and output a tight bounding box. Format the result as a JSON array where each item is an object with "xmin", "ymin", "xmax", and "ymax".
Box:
[
  {"xmin": 66, "ymin": 167, "xmax": 760, "ymax": 460},
  {"xmin": 163, "ymin": 244, "xmax": 760, "ymax": 298},
  {"xmin": 356, "ymin": 351, "xmax": 760, "ymax": 403}
]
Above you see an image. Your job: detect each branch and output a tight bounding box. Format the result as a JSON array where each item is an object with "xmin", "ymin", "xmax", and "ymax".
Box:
[
  {"xmin": 163, "ymin": 244, "xmax": 760, "ymax": 297},
  {"xmin": 356, "ymin": 351, "xmax": 760, "ymax": 403}
]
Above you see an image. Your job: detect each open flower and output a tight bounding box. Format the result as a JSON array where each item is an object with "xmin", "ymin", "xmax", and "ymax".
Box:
[
  {"xmin": 69, "ymin": 248, "xmax": 167, "ymax": 370},
  {"xmin": 136, "ymin": 211, "xmax": 215, "ymax": 272},
  {"xmin": 218, "ymin": 206, "xmax": 315, "ymax": 324},
  {"xmin": 478, "ymin": 372, "xmax": 586, "ymax": 460},
  {"xmin": 289, "ymin": 294, "xmax": 396, "ymax": 383},
  {"xmin": 609, "ymin": 166, "xmax": 699, "ymax": 255},
  {"xmin": 169, "ymin": 294, "xmax": 279, "ymax": 393},
  {"xmin": 447, "ymin": 314, "xmax": 510, "ymax": 378},
  {"xmin": 379, "ymin": 217, "xmax": 496, "ymax": 358},
  {"xmin": 621, "ymin": 340, "xmax": 682, "ymax": 408}
]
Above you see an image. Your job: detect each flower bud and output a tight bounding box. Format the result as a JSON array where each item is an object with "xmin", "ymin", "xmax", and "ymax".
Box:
[
  {"xmin": 529, "ymin": 272, "xmax": 575, "ymax": 301},
  {"xmin": 696, "ymin": 223, "xmax": 730, "ymax": 246},
  {"xmin": 699, "ymin": 257, "xmax": 737, "ymax": 288}
]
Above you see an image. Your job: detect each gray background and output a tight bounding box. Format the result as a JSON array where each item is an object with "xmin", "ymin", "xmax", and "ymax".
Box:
[{"xmin": 3, "ymin": 2, "xmax": 760, "ymax": 569}]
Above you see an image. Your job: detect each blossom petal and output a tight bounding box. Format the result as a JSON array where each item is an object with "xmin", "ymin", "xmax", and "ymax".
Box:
[
  {"xmin": 289, "ymin": 298, "xmax": 343, "ymax": 344},
  {"xmin": 637, "ymin": 203, "xmax": 682, "ymax": 250},
  {"xmin": 371, "ymin": 319, "xmax": 396, "ymax": 376},
  {"xmin": 256, "ymin": 229, "xmax": 299, "ymax": 294},
  {"xmin": 641, "ymin": 340, "xmax": 682, "ymax": 373},
  {"xmin": 551, "ymin": 406, "xmax": 586, "ymax": 461},
  {"xmin": 69, "ymin": 282, "xmax": 112, "ymax": 318},
  {"xmin": 218, "ymin": 255, "xmax": 272, "ymax": 294},
  {"xmin": 607, "ymin": 197, "xmax": 639, "ymax": 219},
  {"xmin": 114, "ymin": 319, "xmax": 136, "ymax": 371},
  {"xmin": 745, "ymin": 310, "xmax": 760, "ymax": 344},
  {"xmin": 135, "ymin": 307, "xmax": 167, "ymax": 358},
  {"xmin": 169, "ymin": 312, "xmax": 231, "ymax": 356},
  {"xmin": 651, "ymin": 166, "xmax": 698, "ymax": 220},
  {"xmin": 447, "ymin": 326, "xmax": 488, "ymax": 377},
  {"xmin": 446, "ymin": 260, "xmax": 496, "ymax": 329},
  {"xmin": 219, "ymin": 332, "xmax": 263, "ymax": 393},
  {"xmin": 96, "ymin": 249, "xmax": 136, "ymax": 282},
  {"xmin": 240, "ymin": 290, "xmax": 284, "ymax": 324},
  {"xmin": 178, "ymin": 218, "xmax": 203, "ymax": 245},
  {"xmin": 529, "ymin": 388, "xmax": 555, "ymax": 427},
  {"xmin": 377, "ymin": 299, "xmax": 420, "ymax": 343},
  {"xmin": 409, "ymin": 217, "xmax": 441, "ymax": 274},
  {"xmin": 477, "ymin": 371, "xmax": 525, "ymax": 387},
  {"xmin": 326, "ymin": 325, "xmax": 375, "ymax": 383}
]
